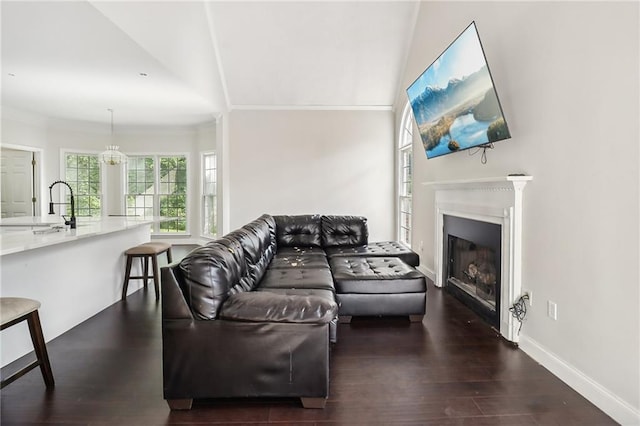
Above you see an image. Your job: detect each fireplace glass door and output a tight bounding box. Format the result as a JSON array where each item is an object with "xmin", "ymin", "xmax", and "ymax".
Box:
[
  {"xmin": 443, "ymin": 215, "xmax": 501, "ymax": 328},
  {"xmin": 447, "ymin": 235, "xmax": 497, "ymax": 313}
]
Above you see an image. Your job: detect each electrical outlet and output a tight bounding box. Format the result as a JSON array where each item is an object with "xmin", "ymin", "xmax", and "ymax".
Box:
[
  {"xmin": 547, "ymin": 301, "xmax": 558, "ymax": 320},
  {"xmin": 524, "ymin": 290, "xmax": 533, "ymax": 306}
]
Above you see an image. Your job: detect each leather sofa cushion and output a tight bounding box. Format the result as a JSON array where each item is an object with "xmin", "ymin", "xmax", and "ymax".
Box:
[
  {"xmin": 178, "ymin": 243, "xmax": 241, "ymax": 320},
  {"xmin": 206, "ymin": 235, "xmax": 247, "ymax": 279},
  {"xmin": 330, "ymin": 257, "xmax": 426, "ymax": 294},
  {"xmin": 219, "ymin": 292, "xmax": 337, "ymax": 324},
  {"xmin": 276, "ymin": 246, "xmax": 327, "ymax": 257},
  {"xmin": 251, "ymin": 214, "xmax": 277, "ymax": 259},
  {"xmin": 325, "ymin": 241, "xmax": 420, "ymax": 267},
  {"xmin": 255, "ymin": 287, "xmax": 338, "ymax": 343},
  {"xmin": 269, "ymin": 253, "xmax": 330, "ymax": 269},
  {"xmin": 256, "ymin": 287, "xmax": 336, "ymax": 303},
  {"xmin": 321, "ymin": 215, "xmax": 368, "ymax": 247},
  {"xmin": 258, "ymin": 213, "xmax": 277, "ymax": 246},
  {"xmin": 226, "ymin": 216, "xmax": 275, "ymax": 292},
  {"xmin": 274, "ymin": 215, "xmax": 322, "ymax": 248},
  {"xmin": 258, "ymin": 268, "xmax": 335, "ymax": 291},
  {"xmin": 237, "ymin": 217, "xmax": 274, "ymax": 265}
]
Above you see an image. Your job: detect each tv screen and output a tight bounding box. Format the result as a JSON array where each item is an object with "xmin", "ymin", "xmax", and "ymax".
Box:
[{"xmin": 406, "ymin": 22, "xmax": 511, "ymax": 159}]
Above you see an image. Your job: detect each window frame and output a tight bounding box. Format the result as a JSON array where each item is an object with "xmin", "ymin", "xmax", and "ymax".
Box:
[
  {"xmin": 201, "ymin": 151, "xmax": 218, "ymax": 238},
  {"xmin": 61, "ymin": 149, "xmax": 105, "ymax": 217},
  {"xmin": 125, "ymin": 153, "xmax": 190, "ymax": 235},
  {"xmin": 397, "ymin": 103, "xmax": 414, "ymax": 247}
]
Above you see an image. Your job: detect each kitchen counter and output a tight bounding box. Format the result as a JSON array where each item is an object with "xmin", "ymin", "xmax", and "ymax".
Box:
[
  {"xmin": 0, "ymin": 216, "xmax": 170, "ymax": 367},
  {"xmin": 0, "ymin": 216, "xmax": 165, "ymax": 256}
]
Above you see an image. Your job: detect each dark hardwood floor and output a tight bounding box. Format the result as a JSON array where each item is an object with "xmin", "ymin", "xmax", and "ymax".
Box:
[{"xmin": 1, "ymin": 249, "xmax": 616, "ymax": 425}]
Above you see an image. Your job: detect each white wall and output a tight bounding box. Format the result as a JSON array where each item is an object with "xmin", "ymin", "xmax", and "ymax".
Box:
[
  {"xmin": 227, "ymin": 109, "xmax": 395, "ymax": 241},
  {"xmin": 395, "ymin": 2, "xmax": 639, "ymax": 424}
]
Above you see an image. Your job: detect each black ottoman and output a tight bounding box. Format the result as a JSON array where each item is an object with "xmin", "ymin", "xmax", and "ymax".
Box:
[
  {"xmin": 329, "ymin": 257, "xmax": 426, "ymax": 323},
  {"xmin": 325, "ymin": 241, "xmax": 420, "ymax": 267}
]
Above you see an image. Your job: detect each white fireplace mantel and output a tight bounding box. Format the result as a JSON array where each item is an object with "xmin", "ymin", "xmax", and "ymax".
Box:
[
  {"xmin": 423, "ymin": 175, "xmax": 532, "ymax": 342},
  {"xmin": 422, "ymin": 175, "xmax": 532, "ymax": 190}
]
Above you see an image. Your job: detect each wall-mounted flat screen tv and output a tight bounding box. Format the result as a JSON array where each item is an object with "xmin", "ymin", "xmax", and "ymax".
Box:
[{"xmin": 407, "ymin": 22, "xmax": 511, "ymax": 159}]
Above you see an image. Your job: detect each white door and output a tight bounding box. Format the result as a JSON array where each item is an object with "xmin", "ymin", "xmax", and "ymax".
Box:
[{"xmin": 1, "ymin": 148, "xmax": 34, "ymax": 218}]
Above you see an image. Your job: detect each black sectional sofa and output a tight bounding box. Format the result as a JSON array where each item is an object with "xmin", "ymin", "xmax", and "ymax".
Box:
[{"xmin": 161, "ymin": 214, "xmax": 426, "ymax": 410}]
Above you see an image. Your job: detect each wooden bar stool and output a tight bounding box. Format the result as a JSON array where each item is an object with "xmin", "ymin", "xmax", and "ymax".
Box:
[
  {"xmin": 0, "ymin": 298, "xmax": 55, "ymax": 389},
  {"xmin": 122, "ymin": 242, "xmax": 172, "ymax": 301}
]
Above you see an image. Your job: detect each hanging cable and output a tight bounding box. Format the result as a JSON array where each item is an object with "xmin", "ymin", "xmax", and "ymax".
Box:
[
  {"xmin": 509, "ymin": 293, "xmax": 529, "ymax": 334},
  {"xmin": 469, "ymin": 143, "xmax": 494, "ymax": 164}
]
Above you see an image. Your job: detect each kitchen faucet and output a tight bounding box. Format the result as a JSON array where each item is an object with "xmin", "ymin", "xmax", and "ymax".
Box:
[{"xmin": 48, "ymin": 180, "xmax": 76, "ymax": 229}]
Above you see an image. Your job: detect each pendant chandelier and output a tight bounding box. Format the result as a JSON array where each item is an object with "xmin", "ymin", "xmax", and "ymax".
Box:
[{"xmin": 99, "ymin": 108, "xmax": 127, "ymax": 166}]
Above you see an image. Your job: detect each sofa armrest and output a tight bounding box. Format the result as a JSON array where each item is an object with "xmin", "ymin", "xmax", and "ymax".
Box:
[
  {"xmin": 219, "ymin": 292, "xmax": 337, "ymax": 324},
  {"xmin": 161, "ymin": 264, "xmax": 195, "ymax": 320}
]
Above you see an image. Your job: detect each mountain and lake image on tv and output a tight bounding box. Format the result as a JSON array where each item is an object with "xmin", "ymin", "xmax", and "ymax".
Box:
[{"xmin": 407, "ymin": 22, "xmax": 511, "ymax": 159}]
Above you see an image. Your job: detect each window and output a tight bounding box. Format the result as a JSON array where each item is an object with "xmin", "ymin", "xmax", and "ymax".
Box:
[
  {"xmin": 64, "ymin": 152, "xmax": 101, "ymax": 216},
  {"xmin": 202, "ymin": 152, "xmax": 217, "ymax": 237},
  {"xmin": 398, "ymin": 104, "xmax": 413, "ymax": 246},
  {"xmin": 126, "ymin": 155, "xmax": 188, "ymax": 233},
  {"xmin": 126, "ymin": 156, "xmax": 155, "ymax": 218}
]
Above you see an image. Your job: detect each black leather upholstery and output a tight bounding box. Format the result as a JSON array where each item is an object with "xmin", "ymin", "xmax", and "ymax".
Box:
[
  {"xmin": 277, "ymin": 246, "xmax": 327, "ymax": 257},
  {"xmin": 207, "ymin": 235, "xmax": 248, "ymax": 292},
  {"xmin": 321, "ymin": 215, "xmax": 368, "ymax": 247},
  {"xmin": 270, "ymin": 253, "xmax": 330, "ymax": 269},
  {"xmin": 225, "ymin": 218, "xmax": 274, "ymax": 292},
  {"xmin": 162, "ymin": 319, "xmax": 330, "ymax": 402},
  {"xmin": 177, "ymin": 243, "xmax": 238, "ymax": 320},
  {"xmin": 219, "ymin": 292, "xmax": 337, "ymax": 323},
  {"xmin": 256, "ymin": 287, "xmax": 336, "ymax": 301},
  {"xmin": 274, "ymin": 215, "xmax": 322, "ymax": 247},
  {"xmin": 258, "ymin": 268, "xmax": 335, "ymax": 291},
  {"xmin": 336, "ymin": 293, "xmax": 426, "ymax": 317},
  {"xmin": 325, "ymin": 241, "xmax": 420, "ymax": 267},
  {"xmin": 329, "ymin": 256, "xmax": 427, "ymax": 318},
  {"xmin": 330, "ymin": 257, "xmax": 426, "ymax": 294},
  {"xmin": 161, "ymin": 213, "xmax": 425, "ymax": 410}
]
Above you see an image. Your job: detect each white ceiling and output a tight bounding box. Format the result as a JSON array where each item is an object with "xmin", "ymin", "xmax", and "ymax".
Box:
[{"xmin": 1, "ymin": 1, "xmax": 419, "ymax": 127}]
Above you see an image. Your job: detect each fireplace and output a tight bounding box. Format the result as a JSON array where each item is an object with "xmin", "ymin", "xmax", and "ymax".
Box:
[
  {"xmin": 444, "ymin": 215, "xmax": 501, "ymax": 328},
  {"xmin": 424, "ymin": 175, "xmax": 531, "ymax": 343}
]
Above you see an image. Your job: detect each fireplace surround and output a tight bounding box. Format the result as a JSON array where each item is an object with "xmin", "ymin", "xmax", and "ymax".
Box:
[{"xmin": 424, "ymin": 175, "xmax": 532, "ymax": 343}]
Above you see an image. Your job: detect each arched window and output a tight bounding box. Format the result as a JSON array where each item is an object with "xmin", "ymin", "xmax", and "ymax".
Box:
[{"xmin": 398, "ymin": 103, "xmax": 413, "ymax": 246}]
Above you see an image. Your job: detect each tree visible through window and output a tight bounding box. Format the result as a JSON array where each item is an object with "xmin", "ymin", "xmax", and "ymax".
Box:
[
  {"xmin": 126, "ymin": 155, "xmax": 187, "ymax": 233},
  {"xmin": 65, "ymin": 153, "xmax": 101, "ymax": 217},
  {"xmin": 159, "ymin": 157, "xmax": 187, "ymax": 233},
  {"xmin": 202, "ymin": 152, "xmax": 217, "ymax": 237},
  {"xmin": 126, "ymin": 156, "xmax": 154, "ymax": 218},
  {"xmin": 398, "ymin": 104, "xmax": 413, "ymax": 246}
]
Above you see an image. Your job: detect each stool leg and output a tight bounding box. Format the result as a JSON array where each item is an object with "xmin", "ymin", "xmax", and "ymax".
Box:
[
  {"xmin": 27, "ymin": 311, "xmax": 54, "ymax": 388},
  {"xmin": 122, "ymin": 255, "xmax": 133, "ymax": 301},
  {"xmin": 166, "ymin": 247, "xmax": 173, "ymax": 264},
  {"xmin": 151, "ymin": 254, "xmax": 160, "ymax": 301},
  {"xmin": 143, "ymin": 256, "xmax": 150, "ymax": 288}
]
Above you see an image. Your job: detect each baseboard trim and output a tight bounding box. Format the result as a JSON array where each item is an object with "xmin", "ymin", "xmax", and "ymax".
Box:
[
  {"xmin": 519, "ymin": 335, "xmax": 640, "ymax": 425},
  {"xmin": 417, "ymin": 264, "xmax": 435, "ymax": 283}
]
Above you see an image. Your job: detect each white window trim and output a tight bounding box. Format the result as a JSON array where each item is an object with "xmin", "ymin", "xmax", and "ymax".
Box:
[
  {"xmin": 125, "ymin": 152, "xmax": 191, "ymax": 235},
  {"xmin": 200, "ymin": 151, "xmax": 217, "ymax": 239},
  {"xmin": 397, "ymin": 102, "xmax": 414, "ymax": 247},
  {"xmin": 60, "ymin": 148, "xmax": 106, "ymax": 217}
]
